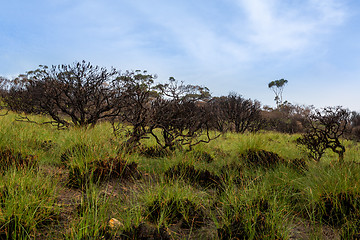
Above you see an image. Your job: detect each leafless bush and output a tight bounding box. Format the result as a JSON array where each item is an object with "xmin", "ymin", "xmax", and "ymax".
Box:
[
  {"xmin": 148, "ymin": 78, "xmax": 219, "ymax": 150},
  {"xmin": 211, "ymin": 93, "xmax": 262, "ymax": 133},
  {"xmin": 4, "ymin": 61, "xmax": 127, "ymax": 128},
  {"xmin": 297, "ymin": 106, "xmax": 350, "ymax": 162},
  {"xmin": 111, "ymin": 70, "xmax": 157, "ymax": 150}
]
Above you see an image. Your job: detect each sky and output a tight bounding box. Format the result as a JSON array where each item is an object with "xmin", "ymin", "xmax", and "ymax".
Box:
[{"xmin": 1, "ymin": 0, "xmax": 360, "ymax": 110}]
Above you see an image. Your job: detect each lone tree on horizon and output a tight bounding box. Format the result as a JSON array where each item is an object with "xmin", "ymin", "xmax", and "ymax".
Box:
[{"xmin": 268, "ymin": 78, "xmax": 288, "ymax": 108}]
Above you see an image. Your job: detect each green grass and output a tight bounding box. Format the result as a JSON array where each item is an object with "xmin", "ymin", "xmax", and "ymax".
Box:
[
  {"xmin": 1, "ymin": 111, "xmax": 360, "ymax": 239},
  {"xmin": 0, "ymin": 168, "xmax": 59, "ymax": 239}
]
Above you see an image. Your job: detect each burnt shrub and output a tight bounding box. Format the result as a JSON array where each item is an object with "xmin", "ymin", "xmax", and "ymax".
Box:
[
  {"xmin": 4, "ymin": 61, "xmax": 128, "ymax": 128},
  {"xmin": 121, "ymin": 223, "xmax": 171, "ymax": 240},
  {"xmin": 315, "ymin": 191, "xmax": 360, "ymax": 228},
  {"xmin": 211, "ymin": 93, "xmax": 263, "ymax": 133},
  {"xmin": 138, "ymin": 146, "xmax": 171, "ymax": 158},
  {"xmin": 297, "ymin": 106, "xmax": 350, "ymax": 162},
  {"xmin": 149, "ymin": 78, "xmax": 220, "ymax": 151},
  {"xmin": 146, "ymin": 197, "xmax": 207, "ymax": 229},
  {"xmin": 60, "ymin": 144, "xmax": 89, "ymax": 165},
  {"xmin": 240, "ymin": 149, "xmax": 284, "ymax": 169},
  {"xmin": 67, "ymin": 157, "xmax": 141, "ymax": 189},
  {"xmin": 164, "ymin": 163, "xmax": 223, "ymax": 189},
  {"xmin": 0, "ymin": 148, "xmax": 38, "ymax": 172}
]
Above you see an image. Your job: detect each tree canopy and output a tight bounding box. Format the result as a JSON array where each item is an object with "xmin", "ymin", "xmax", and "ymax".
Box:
[{"xmin": 268, "ymin": 79, "xmax": 288, "ymax": 107}]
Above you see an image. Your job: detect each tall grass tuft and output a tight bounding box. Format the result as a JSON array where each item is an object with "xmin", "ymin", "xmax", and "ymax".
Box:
[
  {"xmin": 66, "ymin": 183, "xmax": 113, "ymax": 239},
  {"xmin": 0, "ymin": 169, "xmax": 59, "ymax": 239}
]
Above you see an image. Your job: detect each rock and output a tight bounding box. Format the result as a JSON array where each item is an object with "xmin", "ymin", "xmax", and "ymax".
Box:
[{"xmin": 109, "ymin": 218, "xmax": 122, "ymax": 229}]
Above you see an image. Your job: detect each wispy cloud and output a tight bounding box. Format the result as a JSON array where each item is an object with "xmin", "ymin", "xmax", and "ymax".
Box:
[
  {"xmin": 120, "ymin": 0, "xmax": 347, "ymax": 71},
  {"xmin": 237, "ymin": 0, "xmax": 347, "ymax": 54}
]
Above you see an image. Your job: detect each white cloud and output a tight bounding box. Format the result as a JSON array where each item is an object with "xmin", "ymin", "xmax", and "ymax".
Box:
[
  {"xmin": 120, "ymin": 0, "xmax": 347, "ymax": 71},
  {"xmin": 122, "ymin": 1, "xmax": 252, "ymax": 70},
  {"xmin": 237, "ymin": 0, "xmax": 347, "ymax": 54}
]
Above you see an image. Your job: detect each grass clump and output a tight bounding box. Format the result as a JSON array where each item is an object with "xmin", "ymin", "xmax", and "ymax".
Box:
[
  {"xmin": 60, "ymin": 143, "xmax": 89, "ymax": 165},
  {"xmin": 315, "ymin": 191, "xmax": 360, "ymax": 228},
  {"xmin": 0, "ymin": 147, "xmax": 38, "ymax": 173},
  {"xmin": 0, "ymin": 169, "xmax": 59, "ymax": 239},
  {"xmin": 66, "ymin": 184, "xmax": 113, "ymax": 239},
  {"xmin": 192, "ymin": 150, "xmax": 215, "ymax": 163},
  {"xmin": 121, "ymin": 223, "xmax": 171, "ymax": 240},
  {"xmin": 67, "ymin": 156, "xmax": 140, "ymax": 189},
  {"xmin": 219, "ymin": 162, "xmax": 244, "ymax": 185},
  {"xmin": 164, "ymin": 163, "xmax": 223, "ymax": 189},
  {"xmin": 217, "ymin": 191, "xmax": 288, "ymax": 240},
  {"xmin": 146, "ymin": 197, "xmax": 206, "ymax": 229},
  {"xmin": 138, "ymin": 145, "xmax": 171, "ymax": 158},
  {"xmin": 133, "ymin": 182, "xmax": 212, "ymax": 238},
  {"xmin": 287, "ymin": 158, "xmax": 308, "ymax": 172},
  {"xmin": 240, "ymin": 148, "xmax": 285, "ymax": 169}
]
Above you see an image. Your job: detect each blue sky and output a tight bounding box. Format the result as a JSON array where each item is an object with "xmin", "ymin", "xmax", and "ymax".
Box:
[{"xmin": 1, "ymin": 0, "xmax": 360, "ymax": 110}]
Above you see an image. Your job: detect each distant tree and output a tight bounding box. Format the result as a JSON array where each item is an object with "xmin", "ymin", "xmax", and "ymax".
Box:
[
  {"xmin": 213, "ymin": 93, "xmax": 262, "ymax": 133},
  {"xmin": 0, "ymin": 76, "xmax": 8, "ymax": 93},
  {"xmin": 268, "ymin": 79, "xmax": 288, "ymax": 107},
  {"xmin": 297, "ymin": 106, "xmax": 350, "ymax": 162},
  {"xmin": 0, "ymin": 76, "xmax": 9, "ymax": 115},
  {"xmin": 154, "ymin": 77, "xmax": 211, "ymax": 101},
  {"xmin": 4, "ymin": 61, "xmax": 126, "ymax": 128},
  {"xmin": 349, "ymin": 111, "xmax": 360, "ymax": 140},
  {"xmin": 262, "ymin": 103, "xmax": 313, "ymax": 134},
  {"xmin": 350, "ymin": 111, "xmax": 360, "ymax": 127}
]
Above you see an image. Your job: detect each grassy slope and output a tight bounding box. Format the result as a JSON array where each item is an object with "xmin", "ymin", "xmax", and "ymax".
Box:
[{"xmin": 0, "ymin": 111, "xmax": 360, "ymax": 239}]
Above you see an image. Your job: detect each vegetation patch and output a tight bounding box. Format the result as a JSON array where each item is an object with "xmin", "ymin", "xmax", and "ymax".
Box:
[
  {"xmin": 164, "ymin": 163, "xmax": 223, "ymax": 189},
  {"xmin": 219, "ymin": 162, "xmax": 245, "ymax": 185},
  {"xmin": 67, "ymin": 157, "xmax": 141, "ymax": 188},
  {"xmin": 0, "ymin": 171, "xmax": 58, "ymax": 239},
  {"xmin": 26, "ymin": 139, "xmax": 56, "ymax": 152},
  {"xmin": 121, "ymin": 223, "xmax": 171, "ymax": 240},
  {"xmin": 0, "ymin": 148, "xmax": 38, "ymax": 172},
  {"xmin": 288, "ymin": 158, "xmax": 308, "ymax": 172},
  {"xmin": 146, "ymin": 197, "xmax": 207, "ymax": 229},
  {"xmin": 60, "ymin": 143, "xmax": 89, "ymax": 165},
  {"xmin": 240, "ymin": 149, "xmax": 284, "ymax": 169},
  {"xmin": 218, "ymin": 197, "xmax": 284, "ymax": 239},
  {"xmin": 192, "ymin": 150, "xmax": 214, "ymax": 163},
  {"xmin": 340, "ymin": 220, "xmax": 360, "ymax": 240},
  {"xmin": 138, "ymin": 146, "xmax": 171, "ymax": 158},
  {"xmin": 315, "ymin": 191, "xmax": 360, "ymax": 228},
  {"xmin": 66, "ymin": 184, "xmax": 113, "ymax": 239},
  {"xmin": 217, "ymin": 215, "xmax": 247, "ymax": 240}
]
